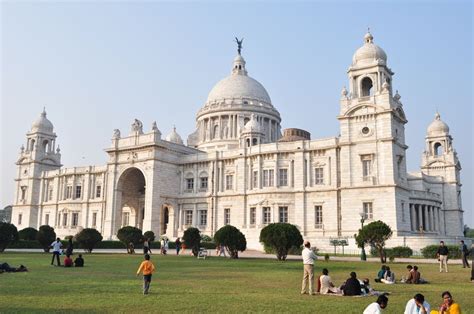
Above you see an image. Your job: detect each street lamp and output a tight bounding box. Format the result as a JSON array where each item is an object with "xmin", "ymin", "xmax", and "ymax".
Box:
[{"xmin": 359, "ymin": 209, "xmax": 367, "ymax": 261}]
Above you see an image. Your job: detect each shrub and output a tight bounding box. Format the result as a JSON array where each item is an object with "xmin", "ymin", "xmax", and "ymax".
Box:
[
  {"xmin": 0, "ymin": 222, "xmax": 19, "ymax": 252},
  {"xmin": 183, "ymin": 227, "xmax": 201, "ymax": 257},
  {"xmin": 324, "ymin": 254, "xmax": 330, "ymax": 262},
  {"xmin": 201, "ymin": 234, "xmax": 213, "ymax": 242},
  {"xmin": 259, "ymin": 223, "xmax": 303, "ymax": 261},
  {"xmin": 117, "ymin": 226, "xmax": 143, "ymax": 253},
  {"xmin": 390, "ymin": 246, "xmax": 413, "ymax": 257},
  {"xmin": 18, "ymin": 227, "xmax": 38, "ymax": 241},
  {"xmin": 36, "ymin": 225, "xmax": 56, "ymax": 252},
  {"xmin": 143, "ymin": 231, "xmax": 155, "ymax": 242},
  {"xmin": 214, "ymin": 225, "xmax": 247, "ymax": 259},
  {"xmin": 421, "ymin": 244, "xmax": 461, "ymax": 259},
  {"xmin": 75, "ymin": 228, "xmax": 103, "ymax": 253}
]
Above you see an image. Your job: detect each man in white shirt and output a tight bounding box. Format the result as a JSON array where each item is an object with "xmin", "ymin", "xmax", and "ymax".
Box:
[
  {"xmin": 50, "ymin": 237, "xmax": 62, "ymax": 266},
  {"xmin": 404, "ymin": 293, "xmax": 430, "ymax": 314},
  {"xmin": 363, "ymin": 295, "xmax": 388, "ymax": 314},
  {"xmin": 301, "ymin": 241, "xmax": 317, "ymax": 295}
]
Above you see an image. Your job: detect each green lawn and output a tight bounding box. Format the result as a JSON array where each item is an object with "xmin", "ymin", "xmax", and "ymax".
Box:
[{"xmin": 0, "ymin": 253, "xmax": 473, "ymax": 313}]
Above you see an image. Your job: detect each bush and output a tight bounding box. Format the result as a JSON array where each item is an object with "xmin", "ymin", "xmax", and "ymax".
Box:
[
  {"xmin": 390, "ymin": 246, "xmax": 413, "ymax": 258},
  {"xmin": 324, "ymin": 254, "xmax": 330, "ymax": 262},
  {"xmin": 0, "ymin": 222, "xmax": 19, "ymax": 252},
  {"xmin": 263, "ymin": 244, "xmax": 302, "ymax": 255},
  {"xmin": 183, "ymin": 227, "xmax": 201, "ymax": 257},
  {"xmin": 201, "ymin": 234, "xmax": 213, "ymax": 242},
  {"xmin": 214, "ymin": 225, "xmax": 247, "ymax": 259},
  {"xmin": 18, "ymin": 227, "xmax": 38, "ymax": 241},
  {"xmin": 36, "ymin": 225, "xmax": 56, "ymax": 252},
  {"xmin": 117, "ymin": 226, "xmax": 143, "ymax": 253},
  {"xmin": 421, "ymin": 244, "xmax": 461, "ymax": 259},
  {"xmin": 75, "ymin": 228, "xmax": 103, "ymax": 253},
  {"xmin": 9, "ymin": 240, "xmax": 43, "ymax": 249},
  {"xmin": 259, "ymin": 223, "xmax": 303, "ymax": 261},
  {"xmin": 143, "ymin": 231, "xmax": 155, "ymax": 242}
]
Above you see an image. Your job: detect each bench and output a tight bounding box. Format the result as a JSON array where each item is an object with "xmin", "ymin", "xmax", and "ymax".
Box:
[{"xmin": 197, "ymin": 248, "xmax": 208, "ymax": 259}]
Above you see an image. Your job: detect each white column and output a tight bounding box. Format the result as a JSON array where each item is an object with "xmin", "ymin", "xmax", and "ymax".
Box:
[{"xmin": 409, "ymin": 204, "xmax": 415, "ymax": 231}]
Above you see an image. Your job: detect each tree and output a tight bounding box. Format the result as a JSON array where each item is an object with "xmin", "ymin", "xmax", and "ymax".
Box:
[
  {"xmin": 143, "ymin": 231, "xmax": 155, "ymax": 242},
  {"xmin": 18, "ymin": 227, "xmax": 38, "ymax": 241},
  {"xmin": 0, "ymin": 222, "xmax": 19, "ymax": 252},
  {"xmin": 75, "ymin": 228, "xmax": 103, "ymax": 253},
  {"xmin": 355, "ymin": 220, "xmax": 392, "ymax": 263},
  {"xmin": 182, "ymin": 227, "xmax": 201, "ymax": 257},
  {"xmin": 214, "ymin": 225, "xmax": 247, "ymax": 259},
  {"xmin": 259, "ymin": 223, "xmax": 303, "ymax": 261},
  {"xmin": 36, "ymin": 225, "xmax": 56, "ymax": 252},
  {"xmin": 117, "ymin": 226, "xmax": 143, "ymax": 253}
]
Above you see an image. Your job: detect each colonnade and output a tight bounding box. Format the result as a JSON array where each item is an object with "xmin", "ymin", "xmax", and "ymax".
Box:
[{"xmin": 409, "ymin": 203, "xmax": 442, "ymax": 233}]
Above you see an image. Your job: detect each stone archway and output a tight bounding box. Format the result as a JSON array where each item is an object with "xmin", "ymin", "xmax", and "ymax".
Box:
[
  {"xmin": 116, "ymin": 167, "xmax": 146, "ymax": 231},
  {"xmin": 161, "ymin": 206, "xmax": 169, "ymax": 235}
]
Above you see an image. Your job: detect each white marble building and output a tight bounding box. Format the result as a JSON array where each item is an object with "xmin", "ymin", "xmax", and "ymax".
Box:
[{"xmin": 11, "ymin": 32, "xmax": 464, "ymax": 251}]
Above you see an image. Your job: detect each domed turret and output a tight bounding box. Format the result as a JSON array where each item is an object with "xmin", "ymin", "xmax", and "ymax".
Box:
[
  {"xmin": 165, "ymin": 126, "xmax": 183, "ymax": 145},
  {"xmin": 242, "ymin": 114, "xmax": 262, "ymax": 133},
  {"xmin": 352, "ymin": 31, "xmax": 387, "ymax": 66},
  {"xmin": 427, "ymin": 112, "xmax": 449, "ymax": 136},
  {"xmin": 31, "ymin": 108, "xmax": 54, "ymax": 133}
]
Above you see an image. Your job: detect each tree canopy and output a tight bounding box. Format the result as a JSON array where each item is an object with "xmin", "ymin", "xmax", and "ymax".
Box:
[
  {"xmin": 183, "ymin": 227, "xmax": 201, "ymax": 257},
  {"xmin": 0, "ymin": 222, "xmax": 18, "ymax": 252},
  {"xmin": 355, "ymin": 220, "xmax": 392, "ymax": 263},
  {"xmin": 259, "ymin": 223, "xmax": 303, "ymax": 261},
  {"xmin": 214, "ymin": 225, "xmax": 247, "ymax": 259}
]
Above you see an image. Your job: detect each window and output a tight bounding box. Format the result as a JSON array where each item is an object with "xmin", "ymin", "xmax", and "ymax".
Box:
[
  {"xmin": 75, "ymin": 186, "xmax": 82, "ymax": 199},
  {"xmin": 72, "ymin": 213, "xmax": 79, "ymax": 227},
  {"xmin": 363, "ymin": 202, "xmax": 373, "ymax": 220},
  {"xmin": 20, "ymin": 186, "xmax": 27, "ymax": 200},
  {"xmin": 45, "ymin": 214, "xmax": 49, "ymax": 226},
  {"xmin": 262, "ymin": 207, "xmax": 271, "ymax": 224},
  {"xmin": 122, "ymin": 212, "xmax": 130, "ymax": 226},
  {"xmin": 315, "ymin": 206, "xmax": 323, "ymax": 228},
  {"xmin": 434, "ymin": 142, "xmax": 442, "ymax": 156},
  {"xmin": 279, "ymin": 206, "xmax": 288, "ymax": 223},
  {"xmin": 361, "ymin": 155, "xmax": 372, "ymax": 179},
  {"xmin": 186, "ymin": 178, "xmax": 194, "ymax": 192},
  {"xmin": 199, "ymin": 210, "xmax": 207, "ymax": 226},
  {"xmin": 263, "ymin": 169, "xmax": 274, "ymax": 187},
  {"xmin": 401, "ymin": 202, "xmax": 405, "ymax": 222},
  {"xmin": 48, "ymin": 188, "xmax": 53, "ymax": 201},
  {"xmin": 185, "ymin": 210, "xmax": 193, "ymax": 225},
  {"xmin": 224, "ymin": 208, "xmax": 231, "ymax": 225},
  {"xmin": 200, "ymin": 177, "xmax": 208, "ymax": 190},
  {"xmin": 96, "ymin": 186, "xmax": 102, "ymax": 198},
  {"xmin": 279, "ymin": 169, "xmax": 288, "ymax": 186},
  {"xmin": 63, "ymin": 213, "xmax": 68, "ymax": 227},
  {"xmin": 361, "ymin": 77, "xmax": 373, "ymax": 96},
  {"xmin": 315, "ymin": 167, "xmax": 324, "ymax": 185},
  {"xmin": 92, "ymin": 212, "xmax": 97, "ymax": 227},
  {"xmin": 250, "ymin": 207, "xmax": 256, "ymax": 225},
  {"xmin": 66, "ymin": 186, "xmax": 73, "ymax": 199},
  {"xmin": 252, "ymin": 171, "xmax": 258, "ymax": 188},
  {"xmin": 225, "ymin": 175, "xmax": 233, "ymax": 190},
  {"xmin": 18, "ymin": 213, "xmax": 22, "ymax": 225}
]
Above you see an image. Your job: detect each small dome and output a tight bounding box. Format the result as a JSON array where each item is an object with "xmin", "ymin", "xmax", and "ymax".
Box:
[
  {"xmin": 352, "ymin": 31, "xmax": 387, "ymax": 66},
  {"xmin": 242, "ymin": 115, "xmax": 262, "ymax": 134},
  {"xmin": 31, "ymin": 108, "xmax": 54, "ymax": 133},
  {"xmin": 427, "ymin": 112, "xmax": 449, "ymax": 136},
  {"xmin": 165, "ymin": 126, "xmax": 183, "ymax": 144}
]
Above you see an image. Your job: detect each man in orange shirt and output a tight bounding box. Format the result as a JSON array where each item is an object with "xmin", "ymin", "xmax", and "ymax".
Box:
[{"xmin": 136, "ymin": 254, "xmax": 156, "ymax": 295}]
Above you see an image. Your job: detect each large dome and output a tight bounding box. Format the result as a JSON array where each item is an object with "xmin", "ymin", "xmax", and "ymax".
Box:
[
  {"xmin": 427, "ymin": 112, "xmax": 449, "ymax": 136},
  {"xmin": 352, "ymin": 31, "xmax": 387, "ymax": 66},
  {"xmin": 31, "ymin": 109, "xmax": 54, "ymax": 133}
]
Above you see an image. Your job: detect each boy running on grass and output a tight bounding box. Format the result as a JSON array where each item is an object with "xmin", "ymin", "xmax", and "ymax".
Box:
[{"xmin": 136, "ymin": 254, "xmax": 155, "ymax": 295}]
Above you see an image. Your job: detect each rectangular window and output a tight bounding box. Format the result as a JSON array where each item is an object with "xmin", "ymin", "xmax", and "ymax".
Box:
[
  {"xmin": 279, "ymin": 206, "xmax": 288, "ymax": 223},
  {"xmin": 20, "ymin": 186, "xmax": 27, "ymax": 200},
  {"xmin": 96, "ymin": 185, "xmax": 102, "ymax": 198},
  {"xmin": 250, "ymin": 207, "xmax": 256, "ymax": 225},
  {"xmin": 75, "ymin": 186, "xmax": 82, "ymax": 199},
  {"xmin": 92, "ymin": 212, "xmax": 97, "ymax": 227},
  {"xmin": 200, "ymin": 177, "xmax": 208, "ymax": 190},
  {"xmin": 362, "ymin": 155, "xmax": 372, "ymax": 178},
  {"xmin": 279, "ymin": 169, "xmax": 288, "ymax": 187},
  {"xmin": 225, "ymin": 175, "xmax": 233, "ymax": 190},
  {"xmin": 18, "ymin": 213, "xmax": 22, "ymax": 225},
  {"xmin": 122, "ymin": 212, "xmax": 130, "ymax": 227},
  {"xmin": 315, "ymin": 167, "xmax": 324, "ymax": 185},
  {"xmin": 199, "ymin": 210, "xmax": 207, "ymax": 226},
  {"xmin": 252, "ymin": 171, "xmax": 258, "ymax": 188},
  {"xmin": 45, "ymin": 214, "xmax": 49, "ymax": 226},
  {"xmin": 224, "ymin": 208, "xmax": 230, "ymax": 225},
  {"xmin": 48, "ymin": 188, "xmax": 53, "ymax": 201},
  {"xmin": 363, "ymin": 202, "xmax": 373, "ymax": 220},
  {"xmin": 185, "ymin": 210, "xmax": 193, "ymax": 225},
  {"xmin": 315, "ymin": 206, "xmax": 323, "ymax": 228},
  {"xmin": 186, "ymin": 178, "xmax": 194, "ymax": 192},
  {"xmin": 262, "ymin": 207, "xmax": 271, "ymax": 224},
  {"xmin": 72, "ymin": 213, "xmax": 79, "ymax": 227},
  {"xmin": 66, "ymin": 186, "xmax": 73, "ymax": 199},
  {"xmin": 401, "ymin": 201, "xmax": 405, "ymax": 222},
  {"xmin": 263, "ymin": 169, "xmax": 274, "ymax": 187},
  {"xmin": 63, "ymin": 213, "xmax": 68, "ymax": 227}
]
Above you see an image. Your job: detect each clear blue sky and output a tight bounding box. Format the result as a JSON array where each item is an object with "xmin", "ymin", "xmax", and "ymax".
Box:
[{"xmin": 1, "ymin": 1, "xmax": 472, "ymax": 226}]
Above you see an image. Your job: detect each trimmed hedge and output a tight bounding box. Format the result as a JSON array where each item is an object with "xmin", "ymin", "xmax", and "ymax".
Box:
[
  {"xmin": 421, "ymin": 244, "xmax": 461, "ymax": 259},
  {"xmin": 263, "ymin": 244, "xmax": 303, "ymax": 256}
]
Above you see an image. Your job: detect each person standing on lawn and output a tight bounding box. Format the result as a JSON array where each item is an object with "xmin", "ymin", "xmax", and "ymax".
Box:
[
  {"xmin": 460, "ymin": 240, "xmax": 470, "ymax": 268},
  {"xmin": 50, "ymin": 237, "xmax": 62, "ymax": 266},
  {"xmin": 301, "ymin": 240, "xmax": 317, "ymax": 295},
  {"xmin": 436, "ymin": 241, "xmax": 449, "ymax": 273},
  {"xmin": 136, "ymin": 254, "xmax": 155, "ymax": 295}
]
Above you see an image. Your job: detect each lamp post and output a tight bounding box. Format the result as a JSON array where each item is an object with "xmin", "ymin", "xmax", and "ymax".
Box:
[{"xmin": 359, "ymin": 210, "xmax": 367, "ymax": 261}]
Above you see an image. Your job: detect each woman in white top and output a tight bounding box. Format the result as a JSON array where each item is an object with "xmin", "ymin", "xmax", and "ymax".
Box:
[
  {"xmin": 319, "ymin": 268, "xmax": 341, "ymax": 294},
  {"xmin": 380, "ymin": 266, "xmax": 395, "ymax": 284}
]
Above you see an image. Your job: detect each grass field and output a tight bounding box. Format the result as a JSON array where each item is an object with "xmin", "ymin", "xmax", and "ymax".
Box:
[{"xmin": 0, "ymin": 252, "xmax": 473, "ymax": 313}]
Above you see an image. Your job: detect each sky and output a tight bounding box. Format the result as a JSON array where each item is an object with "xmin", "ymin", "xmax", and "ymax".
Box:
[{"xmin": 1, "ymin": 1, "xmax": 473, "ymax": 226}]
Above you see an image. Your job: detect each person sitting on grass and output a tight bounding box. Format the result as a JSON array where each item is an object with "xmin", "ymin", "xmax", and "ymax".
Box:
[
  {"xmin": 380, "ymin": 266, "xmax": 395, "ymax": 284},
  {"xmin": 400, "ymin": 265, "xmax": 413, "ymax": 283},
  {"xmin": 341, "ymin": 272, "xmax": 361, "ymax": 296},
  {"xmin": 404, "ymin": 293, "xmax": 430, "ymax": 314},
  {"xmin": 412, "ymin": 266, "xmax": 428, "ymax": 284},
  {"xmin": 64, "ymin": 254, "xmax": 73, "ymax": 267},
  {"xmin": 74, "ymin": 254, "xmax": 84, "ymax": 267},
  {"xmin": 430, "ymin": 291, "xmax": 461, "ymax": 314},
  {"xmin": 363, "ymin": 294, "xmax": 389, "ymax": 314},
  {"xmin": 375, "ymin": 265, "xmax": 386, "ymax": 283},
  {"xmin": 319, "ymin": 268, "xmax": 341, "ymax": 294}
]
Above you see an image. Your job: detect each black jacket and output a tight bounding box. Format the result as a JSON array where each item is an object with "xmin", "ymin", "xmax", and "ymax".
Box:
[{"xmin": 342, "ymin": 277, "xmax": 361, "ymax": 296}]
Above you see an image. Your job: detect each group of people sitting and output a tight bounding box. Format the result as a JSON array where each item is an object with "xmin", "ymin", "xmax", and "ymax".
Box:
[
  {"xmin": 374, "ymin": 265, "xmax": 396, "ymax": 284},
  {"xmin": 317, "ymin": 269, "xmax": 385, "ymax": 296},
  {"xmin": 374, "ymin": 264, "xmax": 428, "ymax": 285},
  {"xmin": 63, "ymin": 254, "xmax": 85, "ymax": 267}
]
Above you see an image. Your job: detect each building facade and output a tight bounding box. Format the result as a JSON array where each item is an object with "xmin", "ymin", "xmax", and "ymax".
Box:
[{"xmin": 11, "ymin": 32, "xmax": 464, "ymax": 251}]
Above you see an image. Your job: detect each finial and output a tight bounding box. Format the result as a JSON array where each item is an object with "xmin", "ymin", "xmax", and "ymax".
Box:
[
  {"xmin": 20, "ymin": 145, "xmax": 25, "ymax": 153},
  {"xmin": 364, "ymin": 29, "xmax": 374, "ymax": 43},
  {"xmin": 234, "ymin": 37, "xmax": 244, "ymax": 55},
  {"xmin": 41, "ymin": 106, "xmax": 47, "ymax": 117},
  {"xmin": 56, "ymin": 145, "xmax": 61, "ymax": 153},
  {"xmin": 152, "ymin": 121, "xmax": 158, "ymax": 131},
  {"xmin": 435, "ymin": 111, "xmax": 441, "ymax": 120}
]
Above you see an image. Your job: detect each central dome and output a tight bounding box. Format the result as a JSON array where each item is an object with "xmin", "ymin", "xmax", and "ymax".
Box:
[
  {"xmin": 206, "ymin": 55, "xmax": 272, "ymax": 105},
  {"xmin": 352, "ymin": 31, "xmax": 387, "ymax": 66}
]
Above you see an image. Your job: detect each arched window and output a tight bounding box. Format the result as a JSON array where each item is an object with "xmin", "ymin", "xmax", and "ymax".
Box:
[
  {"xmin": 434, "ymin": 142, "xmax": 443, "ymax": 156},
  {"xmin": 30, "ymin": 139, "xmax": 35, "ymax": 151},
  {"xmin": 213, "ymin": 125, "xmax": 219, "ymax": 139},
  {"xmin": 252, "ymin": 138, "xmax": 258, "ymax": 146},
  {"xmin": 246, "ymin": 138, "xmax": 250, "ymax": 147},
  {"xmin": 43, "ymin": 140, "xmax": 49, "ymax": 152},
  {"xmin": 361, "ymin": 77, "xmax": 373, "ymax": 96}
]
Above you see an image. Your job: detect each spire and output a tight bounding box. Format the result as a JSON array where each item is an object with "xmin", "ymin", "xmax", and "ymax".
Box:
[
  {"xmin": 41, "ymin": 106, "xmax": 47, "ymax": 118},
  {"xmin": 364, "ymin": 29, "xmax": 374, "ymax": 44}
]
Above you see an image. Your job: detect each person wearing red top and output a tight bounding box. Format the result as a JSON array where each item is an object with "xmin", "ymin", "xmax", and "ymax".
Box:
[
  {"xmin": 136, "ymin": 254, "xmax": 156, "ymax": 295},
  {"xmin": 64, "ymin": 255, "xmax": 73, "ymax": 267}
]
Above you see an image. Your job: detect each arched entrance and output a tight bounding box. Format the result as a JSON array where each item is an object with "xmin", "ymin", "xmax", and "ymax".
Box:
[
  {"xmin": 161, "ymin": 206, "xmax": 169, "ymax": 234},
  {"xmin": 116, "ymin": 167, "xmax": 146, "ymax": 231}
]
